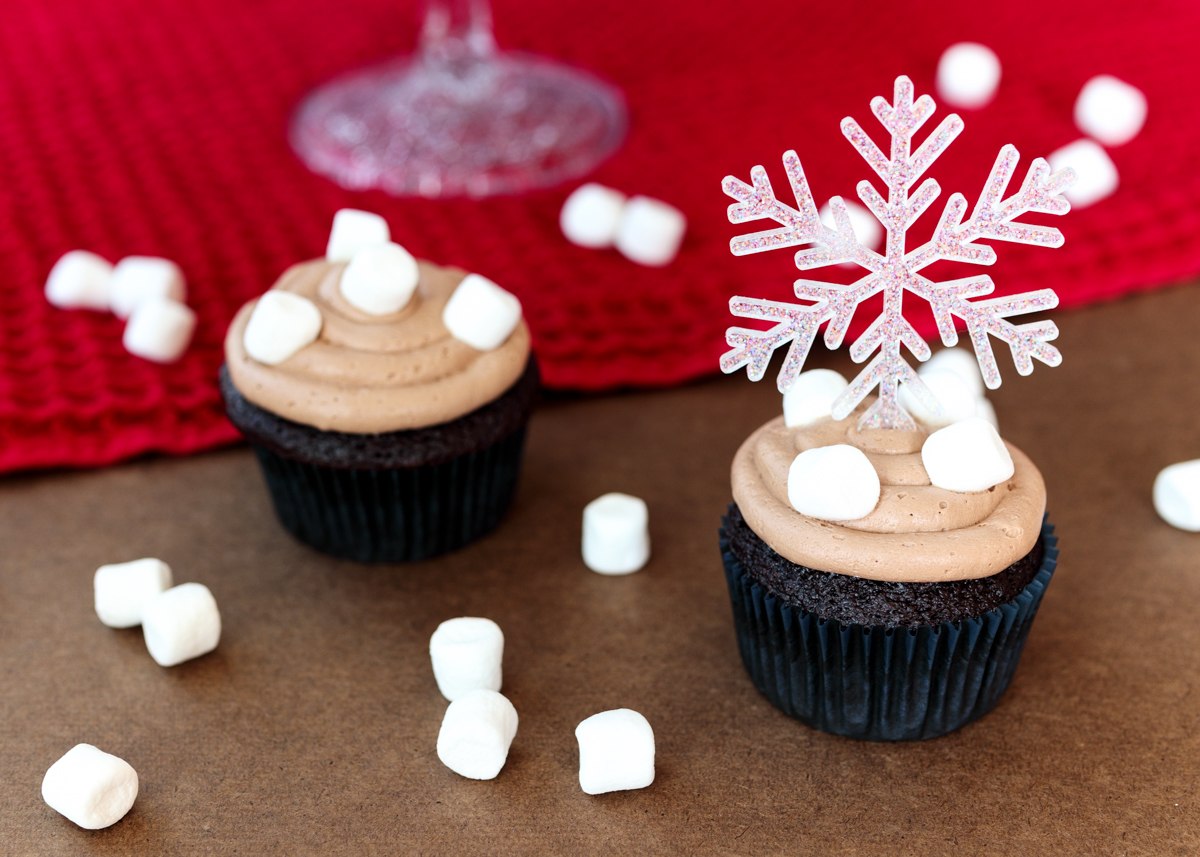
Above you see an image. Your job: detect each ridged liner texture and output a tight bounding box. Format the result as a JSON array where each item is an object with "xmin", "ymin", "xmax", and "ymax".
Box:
[{"xmin": 720, "ymin": 515, "xmax": 1058, "ymax": 741}]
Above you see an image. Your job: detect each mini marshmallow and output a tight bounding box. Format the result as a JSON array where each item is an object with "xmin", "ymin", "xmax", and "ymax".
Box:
[
  {"xmin": 922, "ymin": 417, "xmax": 1014, "ymax": 493},
  {"xmin": 109, "ymin": 257, "xmax": 186, "ymax": 319},
  {"xmin": 936, "ymin": 42, "xmax": 1002, "ymax": 109},
  {"xmin": 339, "ymin": 242, "xmax": 419, "ymax": 315},
  {"xmin": 1153, "ymin": 460, "xmax": 1200, "ymax": 532},
  {"xmin": 975, "ymin": 396, "xmax": 998, "ymax": 430},
  {"xmin": 436, "ymin": 689, "xmax": 518, "ymax": 780},
  {"xmin": 94, "ymin": 558, "xmax": 173, "ymax": 629},
  {"xmin": 122, "ymin": 298, "xmax": 196, "ymax": 364},
  {"xmin": 614, "ymin": 196, "xmax": 687, "ymax": 267},
  {"xmin": 42, "ymin": 744, "xmax": 138, "ymax": 830},
  {"xmin": 430, "ymin": 617, "xmax": 504, "ymax": 701},
  {"xmin": 45, "ymin": 250, "xmax": 113, "ymax": 311},
  {"xmin": 923, "ymin": 347, "xmax": 985, "ymax": 397},
  {"xmin": 575, "ymin": 709, "xmax": 655, "ymax": 796},
  {"xmin": 141, "ymin": 582, "xmax": 221, "ymax": 667},
  {"xmin": 582, "ymin": 493, "xmax": 650, "ymax": 575},
  {"xmin": 1048, "ymin": 139, "xmax": 1118, "ymax": 209},
  {"xmin": 818, "ymin": 200, "xmax": 883, "ymax": 252},
  {"xmin": 243, "ymin": 290, "xmax": 323, "ymax": 365},
  {"xmin": 1074, "ymin": 75, "xmax": 1147, "ymax": 147},
  {"xmin": 783, "ymin": 368, "xmax": 849, "ymax": 427},
  {"xmin": 442, "ymin": 273, "xmax": 522, "ymax": 351},
  {"xmin": 561, "ymin": 183, "xmax": 627, "ymax": 249},
  {"xmin": 787, "ymin": 445, "xmax": 880, "ymax": 522},
  {"xmin": 326, "ymin": 208, "xmax": 390, "ymax": 262},
  {"xmin": 900, "ymin": 370, "xmax": 979, "ymax": 429}
]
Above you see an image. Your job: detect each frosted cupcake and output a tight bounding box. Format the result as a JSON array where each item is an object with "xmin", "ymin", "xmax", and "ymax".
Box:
[
  {"xmin": 715, "ymin": 77, "xmax": 1074, "ymax": 739},
  {"xmin": 221, "ymin": 210, "xmax": 536, "ymax": 562}
]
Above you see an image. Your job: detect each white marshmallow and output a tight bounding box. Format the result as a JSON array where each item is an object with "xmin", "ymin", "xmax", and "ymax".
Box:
[
  {"xmin": 936, "ymin": 42, "xmax": 1002, "ymax": 109},
  {"xmin": 975, "ymin": 396, "xmax": 998, "ymax": 430},
  {"xmin": 122, "ymin": 299, "xmax": 196, "ymax": 364},
  {"xmin": 787, "ymin": 445, "xmax": 880, "ymax": 522},
  {"xmin": 922, "ymin": 417, "xmax": 1014, "ymax": 493},
  {"xmin": 141, "ymin": 583, "xmax": 221, "ymax": 667},
  {"xmin": 900, "ymin": 370, "xmax": 979, "ymax": 429},
  {"xmin": 923, "ymin": 347, "xmax": 985, "ymax": 397},
  {"xmin": 42, "ymin": 744, "xmax": 138, "ymax": 830},
  {"xmin": 1153, "ymin": 460, "xmax": 1200, "ymax": 532},
  {"xmin": 1074, "ymin": 75, "xmax": 1147, "ymax": 147},
  {"xmin": 243, "ymin": 290, "xmax": 323, "ymax": 365},
  {"xmin": 561, "ymin": 183, "xmax": 627, "ymax": 249},
  {"xmin": 436, "ymin": 689, "xmax": 518, "ymax": 780},
  {"xmin": 614, "ymin": 196, "xmax": 687, "ymax": 267},
  {"xmin": 818, "ymin": 200, "xmax": 883, "ymax": 252},
  {"xmin": 430, "ymin": 617, "xmax": 504, "ymax": 701},
  {"xmin": 442, "ymin": 273, "xmax": 522, "ymax": 351},
  {"xmin": 1048, "ymin": 139, "xmax": 1118, "ymax": 209},
  {"xmin": 45, "ymin": 251, "xmax": 113, "ymax": 311},
  {"xmin": 339, "ymin": 242, "xmax": 419, "ymax": 315},
  {"xmin": 94, "ymin": 558, "xmax": 173, "ymax": 629},
  {"xmin": 783, "ymin": 368, "xmax": 849, "ymax": 427},
  {"xmin": 575, "ymin": 709, "xmax": 655, "ymax": 796},
  {"xmin": 109, "ymin": 257, "xmax": 186, "ymax": 319},
  {"xmin": 326, "ymin": 209, "xmax": 390, "ymax": 262},
  {"xmin": 582, "ymin": 493, "xmax": 650, "ymax": 575}
]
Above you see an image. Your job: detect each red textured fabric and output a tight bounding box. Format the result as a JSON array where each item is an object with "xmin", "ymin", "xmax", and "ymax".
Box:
[{"xmin": 1, "ymin": 0, "xmax": 1197, "ymax": 472}]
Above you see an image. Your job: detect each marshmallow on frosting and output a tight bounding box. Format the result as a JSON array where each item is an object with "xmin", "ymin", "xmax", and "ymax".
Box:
[
  {"xmin": 243, "ymin": 290, "xmax": 323, "ymax": 365},
  {"xmin": 783, "ymin": 369, "xmax": 849, "ymax": 428},
  {"xmin": 326, "ymin": 209, "xmax": 390, "ymax": 262},
  {"xmin": 442, "ymin": 273, "xmax": 522, "ymax": 351},
  {"xmin": 923, "ymin": 347, "xmax": 985, "ymax": 397},
  {"xmin": 787, "ymin": 444, "xmax": 880, "ymax": 521},
  {"xmin": 922, "ymin": 417, "xmax": 1013, "ymax": 493},
  {"xmin": 339, "ymin": 242, "xmax": 419, "ymax": 315}
]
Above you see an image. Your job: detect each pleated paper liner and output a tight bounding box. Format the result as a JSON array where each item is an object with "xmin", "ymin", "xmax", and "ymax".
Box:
[{"xmin": 720, "ymin": 515, "xmax": 1058, "ymax": 741}]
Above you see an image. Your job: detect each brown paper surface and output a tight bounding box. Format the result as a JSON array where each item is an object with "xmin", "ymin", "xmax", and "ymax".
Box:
[{"xmin": 2, "ymin": 285, "xmax": 1199, "ymax": 855}]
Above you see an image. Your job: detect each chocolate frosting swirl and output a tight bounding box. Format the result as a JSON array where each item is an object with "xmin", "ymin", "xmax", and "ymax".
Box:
[{"xmin": 224, "ymin": 259, "xmax": 531, "ymax": 433}]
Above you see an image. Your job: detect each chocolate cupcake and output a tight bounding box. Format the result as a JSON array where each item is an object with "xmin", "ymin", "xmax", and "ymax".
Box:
[{"xmin": 221, "ymin": 211, "xmax": 536, "ymax": 562}]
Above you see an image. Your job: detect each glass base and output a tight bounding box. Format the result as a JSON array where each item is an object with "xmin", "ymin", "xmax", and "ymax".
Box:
[{"xmin": 289, "ymin": 51, "xmax": 628, "ymax": 198}]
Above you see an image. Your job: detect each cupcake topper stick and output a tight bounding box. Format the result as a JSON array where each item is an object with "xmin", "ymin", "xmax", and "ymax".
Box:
[{"xmin": 720, "ymin": 75, "xmax": 1076, "ymax": 431}]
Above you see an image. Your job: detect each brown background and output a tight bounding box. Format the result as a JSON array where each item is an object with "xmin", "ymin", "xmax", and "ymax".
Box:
[{"xmin": 2, "ymin": 285, "xmax": 1198, "ymax": 855}]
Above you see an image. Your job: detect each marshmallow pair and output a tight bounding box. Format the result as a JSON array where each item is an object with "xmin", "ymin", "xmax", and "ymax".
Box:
[
  {"xmin": 560, "ymin": 184, "xmax": 687, "ymax": 267},
  {"xmin": 582, "ymin": 493, "xmax": 650, "ymax": 575},
  {"xmin": 1048, "ymin": 76, "xmax": 1146, "ymax": 209},
  {"xmin": 42, "ymin": 744, "xmax": 138, "ymax": 830},
  {"xmin": 45, "ymin": 252, "xmax": 195, "ymax": 363},
  {"xmin": 94, "ymin": 559, "xmax": 221, "ymax": 667},
  {"xmin": 1154, "ymin": 460, "xmax": 1200, "ymax": 532}
]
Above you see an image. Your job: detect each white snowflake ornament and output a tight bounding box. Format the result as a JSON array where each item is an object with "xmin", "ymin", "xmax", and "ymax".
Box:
[{"xmin": 720, "ymin": 76, "xmax": 1075, "ymax": 430}]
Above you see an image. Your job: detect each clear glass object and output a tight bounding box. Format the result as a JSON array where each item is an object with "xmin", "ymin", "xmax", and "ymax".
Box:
[{"xmin": 289, "ymin": 0, "xmax": 628, "ymax": 198}]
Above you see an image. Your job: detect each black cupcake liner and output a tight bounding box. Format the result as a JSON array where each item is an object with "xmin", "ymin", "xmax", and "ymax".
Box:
[
  {"xmin": 252, "ymin": 426, "xmax": 527, "ymax": 563},
  {"xmin": 720, "ymin": 516, "xmax": 1058, "ymax": 741}
]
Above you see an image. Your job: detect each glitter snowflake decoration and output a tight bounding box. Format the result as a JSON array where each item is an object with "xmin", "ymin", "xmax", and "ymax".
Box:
[{"xmin": 720, "ymin": 75, "xmax": 1076, "ymax": 430}]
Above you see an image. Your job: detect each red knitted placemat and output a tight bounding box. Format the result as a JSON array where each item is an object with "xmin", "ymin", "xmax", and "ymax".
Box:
[{"xmin": 2, "ymin": 0, "xmax": 1197, "ymax": 472}]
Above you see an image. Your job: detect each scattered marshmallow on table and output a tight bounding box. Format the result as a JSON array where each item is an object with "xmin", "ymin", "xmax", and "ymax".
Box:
[
  {"xmin": 614, "ymin": 195, "xmax": 686, "ymax": 267},
  {"xmin": 575, "ymin": 709, "xmax": 655, "ymax": 796},
  {"xmin": 783, "ymin": 368, "xmax": 848, "ymax": 428},
  {"xmin": 42, "ymin": 744, "xmax": 138, "ymax": 830},
  {"xmin": 244, "ymin": 290, "xmax": 323, "ymax": 365},
  {"xmin": 94, "ymin": 558, "xmax": 173, "ymax": 629},
  {"xmin": 109, "ymin": 257, "xmax": 186, "ymax": 319},
  {"xmin": 787, "ymin": 445, "xmax": 880, "ymax": 521},
  {"xmin": 923, "ymin": 347, "xmax": 985, "ymax": 397},
  {"xmin": 442, "ymin": 273, "xmax": 522, "ymax": 351},
  {"xmin": 1074, "ymin": 75, "xmax": 1147, "ymax": 147},
  {"xmin": 326, "ymin": 208, "xmax": 390, "ymax": 262},
  {"xmin": 430, "ymin": 617, "xmax": 504, "ymax": 701},
  {"xmin": 936, "ymin": 42, "xmax": 1002, "ymax": 109},
  {"xmin": 922, "ymin": 417, "xmax": 1013, "ymax": 493},
  {"xmin": 582, "ymin": 493, "xmax": 650, "ymax": 575},
  {"xmin": 122, "ymin": 298, "xmax": 196, "ymax": 364},
  {"xmin": 436, "ymin": 689, "xmax": 518, "ymax": 780},
  {"xmin": 561, "ymin": 183, "xmax": 627, "ymax": 249},
  {"xmin": 339, "ymin": 241, "xmax": 419, "ymax": 315},
  {"xmin": 141, "ymin": 582, "xmax": 221, "ymax": 667},
  {"xmin": 900, "ymin": 370, "xmax": 979, "ymax": 429},
  {"xmin": 1048, "ymin": 139, "xmax": 1118, "ymax": 209},
  {"xmin": 45, "ymin": 250, "xmax": 113, "ymax": 311},
  {"xmin": 818, "ymin": 200, "xmax": 883, "ymax": 253},
  {"xmin": 1153, "ymin": 460, "xmax": 1200, "ymax": 532}
]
